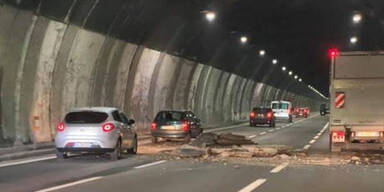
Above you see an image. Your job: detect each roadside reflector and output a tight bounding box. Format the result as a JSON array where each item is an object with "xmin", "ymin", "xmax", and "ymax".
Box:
[{"xmin": 335, "ymin": 92, "xmax": 345, "ymax": 109}]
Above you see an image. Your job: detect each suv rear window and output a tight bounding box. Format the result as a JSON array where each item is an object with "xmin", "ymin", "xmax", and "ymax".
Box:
[
  {"xmin": 65, "ymin": 111, "xmax": 108, "ymax": 124},
  {"xmin": 272, "ymin": 103, "xmax": 289, "ymax": 109},
  {"xmin": 155, "ymin": 111, "xmax": 185, "ymax": 121}
]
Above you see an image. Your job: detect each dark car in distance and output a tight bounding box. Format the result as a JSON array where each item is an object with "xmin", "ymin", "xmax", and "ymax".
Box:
[
  {"xmin": 150, "ymin": 111, "xmax": 202, "ymax": 143},
  {"xmin": 250, "ymin": 107, "xmax": 276, "ymax": 127}
]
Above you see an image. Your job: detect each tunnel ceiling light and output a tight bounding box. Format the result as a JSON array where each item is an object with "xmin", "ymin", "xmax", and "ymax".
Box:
[
  {"xmin": 240, "ymin": 36, "xmax": 248, "ymax": 44},
  {"xmin": 288, "ymin": 71, "xmax": 293, "ymax": 76},
  {"xmin": 205, "ymin": 12, "xmax": 216, "ymax": 22},
  {"xmin": 282, "ymin": 66, "xmax": 286, "ymax": 71},
  {"xmin": 294, "ymin": 75, "xmax": 298, "ymax": 79},
  {"xmin": 350, "ymin": 36, "xmax": 358, "ymax": 44},
  {"xmin": 352, "ymin": 13, "xmax": 362, "ymax": 24},
  {"xmin": 298, "ymin": 78, "xmax": 302, "ymax": 82},
  {"xmin": 272, "ymin": 59, "xmax": 278, "ymax": 64},
  {"xmin": 259, "ymin": 50, "xmax": 266, "ymax": 56}
]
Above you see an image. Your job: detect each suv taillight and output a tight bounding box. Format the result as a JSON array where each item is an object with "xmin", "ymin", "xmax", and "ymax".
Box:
[
  {"xmin": 182, "ymin": 122, "xmax": 189, "ymax": 132},
  {"xmin": 102, "ymin": 123, "xmax": 115, "ymax": 132},
  {"xmin": 57, "ymin": 122, "xmax": 65, "ymax": 132},
  {"xmin": 250, "ymin": 112, "xmax": 256, "ymax": 118},
  {"xmin": 151, "ymin": 123, "xmax": 157, "ymax": 131},
  {"xmin": 267, "ymin": 112, "xmax": 273, "ymax": 119}
]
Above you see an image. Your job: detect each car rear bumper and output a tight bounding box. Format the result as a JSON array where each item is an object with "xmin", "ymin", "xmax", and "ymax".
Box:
[
  {"xmin": 57, "ymin": 147, "xmax": 115, "ymax": 153},
  {"xmin": 250, "ymin": 118, "xmax": 272, "ymax": 124},
  {"xmin": 151, "ymin": 130, "xmax": 189, "ymax": 138},
  {"xmin": 55, "ymin": 135, "xmax": 118, "ymax": 149}
]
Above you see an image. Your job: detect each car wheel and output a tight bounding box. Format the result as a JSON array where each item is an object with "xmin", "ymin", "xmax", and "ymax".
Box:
[
  {"xmin": 110, "ymin": 140, "xmax": 122, "ymax": 161},
  {"xmin": 151, "ymin": 136, "xmax": 158, "ymax": 144},
  {"xmin": 127, "ymin": 137, "xmax": 138, "ymax": 154},
  {"xmin": 56, "ymin": 150, "xmax": 68, "ymax": 159}
]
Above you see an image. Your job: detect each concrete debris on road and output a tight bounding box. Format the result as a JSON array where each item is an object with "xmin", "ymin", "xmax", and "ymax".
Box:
[{"xmin": 190, "ymin": 133, "xmax": 256, "ymax": 147}]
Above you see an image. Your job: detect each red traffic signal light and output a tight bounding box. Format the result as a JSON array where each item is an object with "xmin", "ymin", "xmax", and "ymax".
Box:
[{"xmin": 328, "ymin": 48, "xmax": 339, "ymax": 58}]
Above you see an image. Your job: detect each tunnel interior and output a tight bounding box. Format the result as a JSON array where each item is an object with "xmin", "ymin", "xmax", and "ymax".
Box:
[{"xmin": 0, "ymin": 0, "xmax": 325, "ymax": 145}]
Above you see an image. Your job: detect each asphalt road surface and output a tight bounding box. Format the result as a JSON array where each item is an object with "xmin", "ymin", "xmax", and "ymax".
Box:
[{"xmin": 1, "ymin": 114, "xmax": 384, "ymax": 192}]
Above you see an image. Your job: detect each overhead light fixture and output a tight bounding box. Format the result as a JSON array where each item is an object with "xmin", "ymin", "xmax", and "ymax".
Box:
[
  {"xmin": 205, "ymin": 12, "xmax": 216, "ymax": 22},
  {"xmin": 240, "ymin": 36, "xmax": 248, "ymax": 44},
  {"xmin": 288, "ymin": 71, "xmax": 293, "ymax": 76},
  {"xmin": 299, "ymin": 78, "xmax": 302, "ymax": 82},
  {"xmin": 282, "ymin": 66, "xmax": 286, "ymax": 71},
  {"xmin": 352, "ymin": 13, "xmax": 362, "ymax": 24},
  {"xmin": 350, "ymin": 36, "xmax": 358, "ymax": 44},
  {"xmin": 259, "ymin": 50, "xmax": 265, "ymax": 56},
  {"xmin": 294, "ymin": 75, "xmax": 298, "ymax": 79},
  {"xmin": 272, "ymin": 59, "xmax": 278, "ymax": 64}
]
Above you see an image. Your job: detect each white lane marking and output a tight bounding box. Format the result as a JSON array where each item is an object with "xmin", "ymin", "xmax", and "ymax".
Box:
[
  {"xmin": 205, "ymin": 123, "xmax": 248, "ymax": 133},
  {"xmin": 134, "ymin": 160, "xmax": 167, "ymax": 169},
  {"xmin": 309, "ymin": 139, "xmax": 316, "ymax": 144},
  {"xmin": 270, "ymin": 162, "xmax": 289, "ymax": 173},
  {"xmin": 314, "ymin": 135, "xmax": 319, "ymax": 139},
  {"xmin": 0, "ymin": 155, "xmax": 56, "ymax": 168},
  {"xmin": 238, "ymin": 178, "xmax": 267, "ymax": 192},
  {"xmin": 303, "ymin": 144, "xmax": 311, "ymax": 150},
  {"xmin": 248, "ymin": 135, "xmax": 257, "ymax": 139},
  {"xmin": 268, "ymin": 129, "xmax": 274, "ymax": 132},
  {"xmin": 260, "ymin": 132, "xmax": 267, "ymax": 135},
  {"xmin": 35, "ymin": 176, "xmax": 102, "ymax": 192},
  {"xmin": 276, "ymin": 127, "xmax": 281, "ymax": 130}
]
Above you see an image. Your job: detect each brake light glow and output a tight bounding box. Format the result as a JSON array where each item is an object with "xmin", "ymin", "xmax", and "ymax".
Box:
[
  {"xmin": 250, "ymin": 112, "xmax": 255, "ymax": 118},
  {"xmin": 182, "ymin": 122, "xmax": 189, "ymax": 132},
  {"xmin": 331, "ymin": 131, "xmax": 345, "ymax": 142},
  {"xmin": 267, "ymin": 112, "xmax": 273, "ymax": 119},
  {"xmin": 102, "ymin": 123, "xmax": 115, "ymax": 132},
  {"xmin": 328, "ymin": 48, "xmax": 339, "ymax": 58},
  {"xmin": 151, "ymin": 123, "xmax": 157, "ymax": 131},
  {"xmin": 57, "ymin": 122, "xmax": 65, "ymax": 132}
]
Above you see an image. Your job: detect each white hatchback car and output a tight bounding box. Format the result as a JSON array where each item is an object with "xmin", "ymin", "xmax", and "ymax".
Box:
[
  {"xmin": 271, "ymin": 101, "xmax": 293, "ymax": 123},
  {"xmin": 55, "ymin": 107, "xmax": 137, "ymax": 160}
]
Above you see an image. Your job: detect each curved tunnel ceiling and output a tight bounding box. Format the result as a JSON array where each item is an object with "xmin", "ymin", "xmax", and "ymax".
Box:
[{"xmin": 4, "ymin": 0, "xmax": 376, "ymax": 97}]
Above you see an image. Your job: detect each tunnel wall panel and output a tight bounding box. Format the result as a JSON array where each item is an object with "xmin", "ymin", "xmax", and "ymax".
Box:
[{"xmin": 0, "ymin": 5, "xmax": 324, "ymax": 144}]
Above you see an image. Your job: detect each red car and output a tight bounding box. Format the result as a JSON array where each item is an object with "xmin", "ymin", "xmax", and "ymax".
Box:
[{"xmin": 294, "ymin": 107, "xmax": 309, "ymax": 118}]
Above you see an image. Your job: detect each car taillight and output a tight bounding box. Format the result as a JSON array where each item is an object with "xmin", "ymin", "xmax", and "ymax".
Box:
[
  {"xmin": 267, "ymin": 112, "xmax": 273, "ymax": 119},
  {"xmin": 182, "ymin": 122, "xmax": 189, "ymax": 132},
  {"xmin": 151, "ymin": 123, "xmax": 157, "ymax": 131},
  {"xmin": 250, "ymin": 112, "xmax": 255, "ymax": 118},
  {"xmin": 57, "ymin": 122, "xmax": 65, "ymax": 132},
  {"xmin": 332, "ymin": 131, "xmax": 344, "ymax": 137},
  {"xmin": 102, "ymin": 123, "xmax": 115, "ymax": 132}
]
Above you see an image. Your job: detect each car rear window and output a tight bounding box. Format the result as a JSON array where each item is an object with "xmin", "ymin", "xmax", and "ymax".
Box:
[
  {"xmin": 65, "ymin": 111, "xmax": 108, "ymax": 124},
  {"xmin": 253, "ymin": 108, "xmax": 271, "ymax": 113},
  {"xmin": 155, "ymin": 111, "xmax": 185, "ymax": 122}
]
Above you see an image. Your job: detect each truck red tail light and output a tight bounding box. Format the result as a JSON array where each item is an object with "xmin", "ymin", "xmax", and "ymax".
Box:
[
  {"xmin": 182, "ymin": 122, "xmax": 189, "ymax": 132},
  {"xmin": 151, "ymin": 123, "xmax": 157, "ymax": 131},
  {"xmin": 250, "ymin": 112, "xmax": 255, "ymax": 118},
  {"xmin": 331, "ymin": 131, "xmax": 345, "ymax": 143},
  {"xmin": 102, "ymin": 123, "xmax": 115, "ymax": 132},
  {"xmin": 57, "ymin": 122, "xmax": 65, "ymax": 132}
]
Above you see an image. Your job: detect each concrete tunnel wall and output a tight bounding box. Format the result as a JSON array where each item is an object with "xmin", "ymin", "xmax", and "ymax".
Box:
[{"xmin": 0, "ymin": 5, "xmax": 323, "ymax": 145}]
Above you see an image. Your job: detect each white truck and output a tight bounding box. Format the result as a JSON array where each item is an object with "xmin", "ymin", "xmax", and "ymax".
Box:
[{"xmin": 329, "ymin": 51, "xmax": 384, "ymax": 152}]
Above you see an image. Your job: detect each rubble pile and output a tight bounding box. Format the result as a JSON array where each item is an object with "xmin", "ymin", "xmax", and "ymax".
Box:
[{"xmin": 173, "ymin": 133, "xmax": 292, "ymax": 159}]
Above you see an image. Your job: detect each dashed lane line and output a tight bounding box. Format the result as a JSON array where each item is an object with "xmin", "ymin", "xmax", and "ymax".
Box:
[
  {"xmin": 303, "ymin": 144, "xmax": 311, "ymax": 150},
  {"xmin": 35, "ymin": 176, "xmax": 103, "ymax": 192},
  {"xmin": 238, "ymin": 178, "xmax": 267, "ymax": 192},
  {"xmin": 270, "ymin": 162, "xmax": 289, "ymax": 173},
  {"xmin": 134, "ymin": 160, "xmax": 167, "ymax": 169},
  {"xmin": 259, "ymin": 132, "xmax": 267, "ymax": 135},
  {"xmin": 302, "ymin": 122, "xmax": 329, "ymax": 151}
]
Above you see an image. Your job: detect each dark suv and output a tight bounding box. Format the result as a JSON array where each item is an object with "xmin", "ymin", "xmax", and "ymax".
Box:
[
  {"xmin": 249, "ymin": 107, "xmax": 275, "ymax": 127},
  {"xmin": 150, "ymin": 111, "xmax": 202, "ymax": 143}
]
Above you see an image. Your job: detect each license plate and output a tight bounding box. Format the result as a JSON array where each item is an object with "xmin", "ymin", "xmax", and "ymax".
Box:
[
  {"xmin": 356, "ymin": 131, "xmax": 380, "ymax": 137},
  {"xmin": 332, "ymin": 135, "xmax": 345, "ymax": 142},
  {"xmin": 258, "ymin": 114, "xmax": 264, "ymax": 117},
  {"xmin": 161, "ymin": 125, "xmax": 175, "ymax": 130},
  {"xmin": 74, "ymin": 142, "xmax": 91, "ymax": 148}
]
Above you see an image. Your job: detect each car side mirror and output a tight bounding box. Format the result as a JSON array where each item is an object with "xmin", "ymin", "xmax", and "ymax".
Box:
[{"xmin": 127, "ymin": 119, "xmax": 135, "ymax": 125}]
